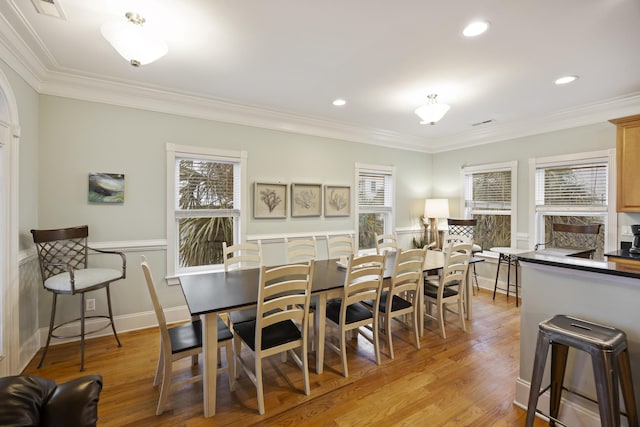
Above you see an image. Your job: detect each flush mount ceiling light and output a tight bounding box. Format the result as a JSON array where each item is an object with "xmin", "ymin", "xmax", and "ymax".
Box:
[
  {"xmin": 554, "ymin": 75, "xmax": 579, "ymax": 85},
  {"xmin": 101, "ymin": 12, "xmax": 168, "ymax": 67},
  {"xmin": 332, "ymin": 99, "xmax": 347, "ymax": 106},
  {"xmin": 415, "ymin": 94, "xmax": 450, "ymax": 125},
  {"xmin": 463, "ymin": 20, "xmax": 490, "ymax": 37}
]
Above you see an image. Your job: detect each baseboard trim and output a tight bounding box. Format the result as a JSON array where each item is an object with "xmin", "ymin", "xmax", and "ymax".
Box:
[
  {"xmin": 515, "ymin": 377, "xmax": 603, "ymax": 427},
  {"xmin": 20, "ymin": 305, "xmax": 191, "ymax": 372}
]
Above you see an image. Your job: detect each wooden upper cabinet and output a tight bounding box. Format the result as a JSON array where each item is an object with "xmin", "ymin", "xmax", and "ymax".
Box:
[{"xmin": 610, "ymin": 114, "xmax": 640, "ymax": 212}]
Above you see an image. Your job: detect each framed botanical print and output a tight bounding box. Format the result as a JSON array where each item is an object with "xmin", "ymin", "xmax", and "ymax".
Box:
[
  {"xmin": 254, "ymin": 182, "xmax": 287, "ymax": 219},
  {"xmin": 324, "ymin": 185, "xmax": 351, "ymax": 217},
  {"xmin": 291, "ymin": 183, "xmax": 322, "ymax": 217}
]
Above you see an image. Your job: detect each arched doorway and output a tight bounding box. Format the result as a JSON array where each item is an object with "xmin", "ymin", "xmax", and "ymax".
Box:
[{"xmin": 0, "ymin": 69, "xmax": 20, "ymax": 376}]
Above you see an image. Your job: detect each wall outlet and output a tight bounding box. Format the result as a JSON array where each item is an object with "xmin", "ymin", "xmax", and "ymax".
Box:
[{"xmin": 85, "ymin": 298, "xmax": 95, "ymax": 312}]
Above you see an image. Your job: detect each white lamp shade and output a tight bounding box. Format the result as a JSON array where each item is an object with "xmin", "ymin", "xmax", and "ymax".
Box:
[
  {"xmin": 415, "ymin": 102, "xmax": 450, "ymax": 125},
  {"xmin": 101, "ymin": 20, "xmax": 168, "ymax": 66},
  {"xmin": 424, "ymin": 198, "xmax": 450, "ymax": 219}
]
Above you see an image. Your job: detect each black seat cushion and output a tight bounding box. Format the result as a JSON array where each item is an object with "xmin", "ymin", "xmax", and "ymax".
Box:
[
  {"xmin": 326, "ymin": 300, "xmax": 373, "ymax": 325},
  {"xmin": 233, "ymin": 320, "xmax": 302, "ymax": 351},
  {"xmin": 229, "ymin": 308, "xmax": 257, "ymax": 324},
  {"xmin": 169, "ymin": 316, "xmax": 232, "ymax": 355},
  {"xmin": 424, "ymin": 282, "xmax": 459, "ymax": 299},
  {"xmin": 362, "ymin": 291, "xmax": 412, "ymax": 313}
]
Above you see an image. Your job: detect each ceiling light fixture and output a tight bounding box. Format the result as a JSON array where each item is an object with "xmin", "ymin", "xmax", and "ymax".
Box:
[
  {"xmin": 101, "ymin": 12, "xmax": 168, "ymax": 67},
  {"xmin": 332, "ymin": 99, "xmax": 346, "ymax": 106},
  {"xmin": 463, "ymin": 20, "xmax": 490, "ymax": 37},
  {"xmin": 554, "ymin": 75, "xmax": 579, "ymax": 85},
  {"xmin": 415, "ymin": 94, "xmax": 450, "ymax": 125}
]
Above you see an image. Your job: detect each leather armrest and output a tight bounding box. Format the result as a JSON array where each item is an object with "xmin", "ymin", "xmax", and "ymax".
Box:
[
  {"xmin": 0, "ymin": 375, "xmax": 56, "ymax": 426},
  {"xmin": 42, "ymin": 375, "xmax": 103, "ymax": 427}
]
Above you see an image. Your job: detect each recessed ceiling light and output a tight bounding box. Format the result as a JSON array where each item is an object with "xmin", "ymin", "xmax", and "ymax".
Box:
[
  {"xmin": 463, "ymin": 21, "xmax": 490, "ymax": 37},
  {"xmin": 332, "ymin": 99, "xmax": 346, "ymax": 106},
  {"xmin": 554, "ymin": 75, "xmax": 579, "ymax": 85}
]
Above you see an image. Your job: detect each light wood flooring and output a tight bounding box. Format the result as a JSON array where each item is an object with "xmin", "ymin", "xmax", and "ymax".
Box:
[{"xmin": 22, "ymin": 289, "xmax": 546, "ymax": 426}]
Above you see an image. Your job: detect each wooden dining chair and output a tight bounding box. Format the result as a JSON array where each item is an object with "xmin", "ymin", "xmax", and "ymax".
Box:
[
  {"xmin": 31, "ymin": 225, "xmax": 126, "ymax": 371},
  {"xmin": 285, "ymin": 236, "xmax": 318, "ymax": 263},
  {"xmin": 233, "ymin": 261, "xmax": 315, "ymax": 414},
  {"xmin": 375, "ymin": 233, "xmax": 398, "ymax": 254},
  {"xmin": 423, "ymin": 241, "xmax": 472, "ymax": 339},
  {"xmin": 326, "ymin": 234, "xmax": 354, "ymax": 259},
  {"xmin": 363, "ymin": 247, "xmax": 427, "ymax": 359},
  {"xmin": 325, "ymin": 253, "xmax": 386, "ymax": 377},
  {"xmin": 222, "ymin": 240, "xmax": 263, "ymax": 326},
  {"xmin": 141, "ymin": 256, "xmax": 234, "ymax": 415}
]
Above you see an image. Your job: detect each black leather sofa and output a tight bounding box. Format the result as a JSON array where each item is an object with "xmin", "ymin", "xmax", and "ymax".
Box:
[{"xmin": 0, "ymin": 374, "xmax": 102, "ymax": 427}]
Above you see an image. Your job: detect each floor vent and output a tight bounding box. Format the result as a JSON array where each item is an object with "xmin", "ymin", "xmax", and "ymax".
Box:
[{"xmin": 31, "ymin": 0, "xmax": 66, "ymax": 20}]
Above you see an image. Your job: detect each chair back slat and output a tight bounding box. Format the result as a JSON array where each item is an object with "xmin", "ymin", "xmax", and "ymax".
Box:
[
  {"xmin": 285, "ymin": 237, "xmax": 317, "ymax": 263},
  {"xmin": 223, "ymin": 241, "xmax": 262, "ymax": 271},
  {"xmin": 326, "ymin": 234, "xmax": 354, "ymax": 259},
  {"xmin": 375, "ymin": 233, "xmax": 397, "ymax": 254},
  {"xmin": 31, "ymin": 226, "xmax": 89, "ymax": 281}
]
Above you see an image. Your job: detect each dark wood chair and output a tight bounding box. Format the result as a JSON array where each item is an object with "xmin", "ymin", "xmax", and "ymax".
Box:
[
  {"xmin": 535, "ymin": 223, "xmax": 601, "ymax": 258},
  {"xmin": 30, "ymin": 225, "xmax": 126, "ymax": 371}
]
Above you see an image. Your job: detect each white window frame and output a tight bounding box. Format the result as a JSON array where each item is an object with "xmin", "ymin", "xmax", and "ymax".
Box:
[
  {"xmin": 355, "ymin": 163, "xmax": 396, "ymax": 252},
  {"xmin": 528, "ymin": 149, "xmax": 616, "ymax": 253},
  {"xmin": 460, "ymin": 161, "xmax": 518, "ymax": 250},
  {"xmin": 166, "ymin": 144, "xmax": 247, "ymax": 279}
]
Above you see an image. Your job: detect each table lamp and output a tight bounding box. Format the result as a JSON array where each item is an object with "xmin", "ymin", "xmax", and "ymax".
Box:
[{"xmin": 424, "ymin": 198, "xmax": 450, "ymax": 249}]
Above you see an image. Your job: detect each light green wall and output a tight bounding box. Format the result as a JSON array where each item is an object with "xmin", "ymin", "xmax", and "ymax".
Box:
[
  {"xmin": 431, "ymin": 122, "xmax": 629, "ymax": 241},
  {"xmin": 36, "ymin": 95, "xmax": 432, "ymax": 325}
]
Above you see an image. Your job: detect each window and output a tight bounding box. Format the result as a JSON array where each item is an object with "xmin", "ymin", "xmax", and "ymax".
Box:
[
  {"xmin": 356, "ymin": 164, "xmax": 395, "ymax": 251},
  {"xmin": 462, "ymin": 161, "xmax": 517, "ymax": 250},
  {"xmin": 167, "ymin": 144, "xmax": 247, "ymax": 277},
  {"xmin": 531, "ymin": 150, "xmax": 614, "ymax": 259}
]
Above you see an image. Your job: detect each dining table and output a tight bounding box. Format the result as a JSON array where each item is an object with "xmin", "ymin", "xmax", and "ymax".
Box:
[{"xmin": 178, "ymin": 250, "xmax": 481, "ymax": 417}]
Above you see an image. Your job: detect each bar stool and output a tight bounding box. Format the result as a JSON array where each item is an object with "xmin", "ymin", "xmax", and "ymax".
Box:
[{"xmin": 525, "ymin": 315, "xmax": 639, "ymax": 427}]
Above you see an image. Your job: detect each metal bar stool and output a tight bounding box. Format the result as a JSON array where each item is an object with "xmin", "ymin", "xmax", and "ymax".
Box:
[{"xmin": 525, "ymin": 315, "xmax": 639, "ymax": 427}]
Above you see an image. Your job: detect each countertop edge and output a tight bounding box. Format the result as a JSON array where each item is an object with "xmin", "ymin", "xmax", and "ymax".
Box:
[{"xmin": 517, "ymin": 251, "xmax": 640, "ymax": 279}]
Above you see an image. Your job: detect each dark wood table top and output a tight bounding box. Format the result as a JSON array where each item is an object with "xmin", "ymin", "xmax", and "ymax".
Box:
[{"xmin": 179, "ymin": 259, "xmax": 349, "ymax": 316}]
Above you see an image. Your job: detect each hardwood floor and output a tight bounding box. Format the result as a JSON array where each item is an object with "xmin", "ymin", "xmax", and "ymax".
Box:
[{"xmin": 22, "ymin": 290, "xmax": 546, "ymax": 426}]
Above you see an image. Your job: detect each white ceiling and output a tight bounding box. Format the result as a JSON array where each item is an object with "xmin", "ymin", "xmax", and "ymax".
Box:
[{"xmin": 1, "ymin": 0, "xmax": 640, "ymax": 152}]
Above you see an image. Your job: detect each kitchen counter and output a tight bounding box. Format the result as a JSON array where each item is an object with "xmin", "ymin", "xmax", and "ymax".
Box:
[
  {"xmin": 515, "ymin": 250, "xmax": 640, "ymax": 425},
  {"xmin": 517, "ymin": 249, "xmax": 640, "ymax": 278},
  {"xmin": 605, "ymin": 248, "xmax": 640, "ymax": 263}
]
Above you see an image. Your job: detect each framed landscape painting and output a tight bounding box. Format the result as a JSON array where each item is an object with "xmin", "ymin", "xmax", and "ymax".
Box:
[
  {"xmin": 291, "ymin": 183, "xmax": 322, "ymax": 217},
  {"xmin": 254, "ymin": 182, "xmax": 287, "ymax": 219},
  {"xmin": 324, "ymin": 185, "xmax": 351, "ymax": 217},
  {"xmin": 88, "ymin": 173, "xmax": 125, "ymax": 203}
]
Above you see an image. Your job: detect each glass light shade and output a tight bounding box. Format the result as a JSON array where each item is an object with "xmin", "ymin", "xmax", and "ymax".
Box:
[
  {"xmin": 424, "ymin": 198, "xmax": 450, "ymax": 219},
  {"xmin": 101, "ymin": 20, "xmax": 168, "ymax": 66},
  {"xmin": 415, "ymin": 102, "xmax": 450, "ymax": 125}
]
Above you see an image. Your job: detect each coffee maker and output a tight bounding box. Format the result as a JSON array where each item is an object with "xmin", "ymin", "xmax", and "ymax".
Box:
[{"xmin": 630, "ymin": 224, "xmax": 640, "ymax": 254}]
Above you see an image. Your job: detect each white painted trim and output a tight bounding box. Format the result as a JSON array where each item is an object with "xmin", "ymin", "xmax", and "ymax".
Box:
[
  {"xmin": 515, "ymin": 377, "xmax": 602, "ymax": 427},
  {"xmin": 21, "ymin": 305, "xmax": 191, "ymax": 373},
  {"xmin": 89, "ymin": 239, "xmax": 167, "ymax": 252}
]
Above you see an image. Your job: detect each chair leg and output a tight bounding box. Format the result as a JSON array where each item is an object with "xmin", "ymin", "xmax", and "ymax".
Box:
[
  {"xmin": 38, "ymin": 293, "xmax": 58, "ymax": 369},
  {"xmin": 386, "ymin": 311, "xmax": 394, "ymax": 360},
  {"xmin": 234, "ymin": 335, "xmax": 242, "ymax": 379},
  {"xmin": 373, "ymin": 316, "xmax": 381, "ymax": 366},
  {"xmin": 153, "ymin": 340, "xmax": 164, "ymax": 386},
  {"xmin": 438, "ymin": 302, "xmax": 447, "ymax": 339},
  {"xmin": 412, "ymin": 308, "xmax": 421, "ymax": 350},
  {"xmin": 618, "ymin": 349, "xmax": 639, "ymax": 427},
  {"xmin": 302, "ymin": 338, "xmax": 310, "ymax": 396},
  {"xmin": 106, "ymin": 285, "xmax": 121, "ymax": 347},
  {"xmin": 222, "ymin": 340, "xmax": 235, "ymax": 391},
  {"xmin": 458, "ymin": 298, "xmax": 466, "ymax": 333},
  {"xmin": 156, "ymin": 353, "xmax": 173, "ymax": 415},
  {"xmin": 80, "ymin": 293, "xmax": 86, "ymax": 372},
  {"xmin": 256, "ymin": 355, "xmax": 265, "ymax": 415},
  {"xmin": 340, "ymin": 330, "xmax": 349, "ymax": 378}
]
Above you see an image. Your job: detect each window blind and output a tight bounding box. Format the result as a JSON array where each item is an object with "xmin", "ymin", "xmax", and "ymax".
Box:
[
  {"xmin": 464, "ymin": 170, "xmax": 512, "ymax": 211},
  {"xmin": 535, "ymin": 163, "xmax": 608, "ymax": 207},
  {"xmin": 175, "ymin": 158, "xmax": 240, "ymax": 214},
  {"xmin": 358, "ymin": 172, "xmax": 392, "ymax": 210}
]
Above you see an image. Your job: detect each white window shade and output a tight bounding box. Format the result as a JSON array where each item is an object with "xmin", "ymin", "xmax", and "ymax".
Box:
[
  {"xmin": 358, "ymin": 172, "xmax": 392, "ymax": 209},
  {"xmin": 535, "ymin": 163, "xmax": 608, "ymax": 208},
  {"xmin": 465, "ymin": 170, "xmax": 512, "ymax": 212}
]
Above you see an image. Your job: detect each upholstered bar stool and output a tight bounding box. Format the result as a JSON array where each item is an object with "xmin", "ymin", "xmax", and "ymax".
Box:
[{"xmin": 525, "ymin": 315, "xmax": 638, "ymax": 427}]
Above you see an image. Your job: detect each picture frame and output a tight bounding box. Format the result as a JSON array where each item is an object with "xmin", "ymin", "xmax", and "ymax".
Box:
[
  {"xmin": 254, "ymin": 182, "xmax": 287, "ymax": 219},
  {"xmin": 324, "ymin": 185, "xmax": 351, "ymax": 217},
  {"xmin": 291, "ymin": 183, "xmax": 322, "ymax": 217},
  {"xmin": 88, "ymin": 173, "xmax": 125, "ymax": 203}
]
